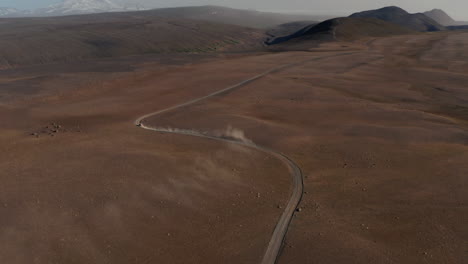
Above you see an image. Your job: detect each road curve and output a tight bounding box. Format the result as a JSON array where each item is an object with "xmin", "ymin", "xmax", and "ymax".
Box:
[{"xmin": 134, "ymin": 53, "xmax": 352, "ymax": 264}]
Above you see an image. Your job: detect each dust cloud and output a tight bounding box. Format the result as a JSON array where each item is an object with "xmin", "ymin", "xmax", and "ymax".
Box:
[{"xmin": 147, "ymin": 125, "xmax": 253, "ymax": 144}]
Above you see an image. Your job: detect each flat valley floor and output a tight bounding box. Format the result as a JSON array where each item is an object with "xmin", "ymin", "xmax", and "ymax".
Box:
[{"xmin": 1, "ymin": 32, "xmax": 467, "ymax": 263}]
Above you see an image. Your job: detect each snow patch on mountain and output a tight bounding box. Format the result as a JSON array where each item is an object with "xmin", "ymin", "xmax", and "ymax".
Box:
[
  {"xmin": 44, "ymin": 0, "xmax": 129, "ymax": 14},
  {"xmin": 0, "ymin": 7, "xmax": 21, "ymax": 17},
  {"xmin": 0, "ymin": 0, "xmax": 148, "ymax": 17}
]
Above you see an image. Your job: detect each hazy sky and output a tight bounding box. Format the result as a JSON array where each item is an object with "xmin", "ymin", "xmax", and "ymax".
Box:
[{"xmin": 3, "ymin": 0, "xmax": 468, "ymax": 20}]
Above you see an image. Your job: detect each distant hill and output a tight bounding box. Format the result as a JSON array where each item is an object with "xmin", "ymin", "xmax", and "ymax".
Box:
[
  {"xmin": 424, "ymin": 9, "xmax": 468, "ymax": 26},
  {"xmin": 0, "ymin": 12, "xmax": 267, "ymax": 68},
  {"xmin": 268, "ymin": 17, "xmax": 414, "ymax": 46},
  {"xmin": 350, "ymin": 6, "xmax": 445, "ymax": 32},
  {"xmin": 423, "ymin": 9, "xmax": 457, "ymax": 26},
  {"xmin": 137, "ymin": 6, "xmax": 316, "ymax": 29},
  {"xmin": 0, "ymin": 5, "xmax": 329, "ymax": 68},
  {"xmin": 0, "ymin": 4, "xmax": 316, "ymax": 29}
]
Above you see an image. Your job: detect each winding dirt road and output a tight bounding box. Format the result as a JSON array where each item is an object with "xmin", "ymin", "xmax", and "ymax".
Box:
[{"xmin": 134, "ymin": 53, "xmax": 352, "ymax": 263}]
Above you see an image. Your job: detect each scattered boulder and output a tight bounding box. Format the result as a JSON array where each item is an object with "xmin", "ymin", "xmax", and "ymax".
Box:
[{"xmin": 30, "ymin": 122, "xmax": 84, "ymax": 138}]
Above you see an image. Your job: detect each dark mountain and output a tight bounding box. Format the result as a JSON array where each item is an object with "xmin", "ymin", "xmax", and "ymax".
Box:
[
  {"xmin": 268, "ymin": 17, "xmax": 414, "ymax": 46},
  {"xmin": 266, "ymin": 21, "xmax": 317, "ymax": 43},
  {"xmin": 350, "ymin": 6, "xmax": 445, "ymax": 32},
  {"xmin": 424, "ymin": 9, "xmax": 457, "ymax": 26}
]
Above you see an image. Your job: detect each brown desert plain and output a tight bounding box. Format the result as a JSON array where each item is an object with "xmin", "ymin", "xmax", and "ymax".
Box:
[{"xmin": 1, "ymin": 25, "xmax": 468, "ymax": 264}]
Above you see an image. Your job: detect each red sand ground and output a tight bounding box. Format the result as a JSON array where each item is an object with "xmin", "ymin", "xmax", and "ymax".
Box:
[{"xmin": 1, "ymin": 31, "xmax": 467, "ymax": 263}]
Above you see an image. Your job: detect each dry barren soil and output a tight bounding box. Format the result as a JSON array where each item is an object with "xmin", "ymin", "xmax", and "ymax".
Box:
[{"xmin": 1, "ymin": 31, "xmax": 467, "ymax": 263}]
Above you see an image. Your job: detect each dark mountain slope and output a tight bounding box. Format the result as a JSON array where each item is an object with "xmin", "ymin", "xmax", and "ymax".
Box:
[
  {"xmin": 350, "ymin": 6, "xmax": 445, "ymax": 32},
  {"xmin": 268, "ymin": 17, "xmax": 414, "ymax": 45},
  {"xmin": 448, "ymin": 25, "xmax": 468, "ymax": 30},
  {"xmin": 266, "ymin": 21, "xmax": 318, "ymax": 43}
]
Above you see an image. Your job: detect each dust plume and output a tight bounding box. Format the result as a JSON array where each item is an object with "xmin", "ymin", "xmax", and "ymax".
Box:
[
  {"xmin": 213, "ymin": 125, "xmax": 253, "ymax": 144},
  {"xmin": 145, "ymin": 125, "xmax": 253, "ymax": 144}
]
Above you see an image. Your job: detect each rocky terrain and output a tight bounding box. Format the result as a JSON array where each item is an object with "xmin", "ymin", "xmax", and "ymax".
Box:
[{"xmin": 0, "ymin": 5, "xmax": 467, "ymax": 264}]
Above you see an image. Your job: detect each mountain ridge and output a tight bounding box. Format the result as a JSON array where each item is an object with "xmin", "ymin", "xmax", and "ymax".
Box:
[
  {"xmin": 424, "ymin": 9, "xmax": 457, "ymax": 26},
  {"xmin": 424, "ymin": 9, "xmax": 468, "ymax": 26},
  {"xmin": 0, "ymin": 2, "xmax": 315, "ymax": 29},
  {"xmin": 0, "ymin": 10, "xmax": 268, "ymax": 68},
  {"xmin": 350, "ymin": 6, "xmax": 445, "ymax": 32},
  {"xmin": 268, "ymin": 17, "xmax": 414, "ymax": 46}
]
